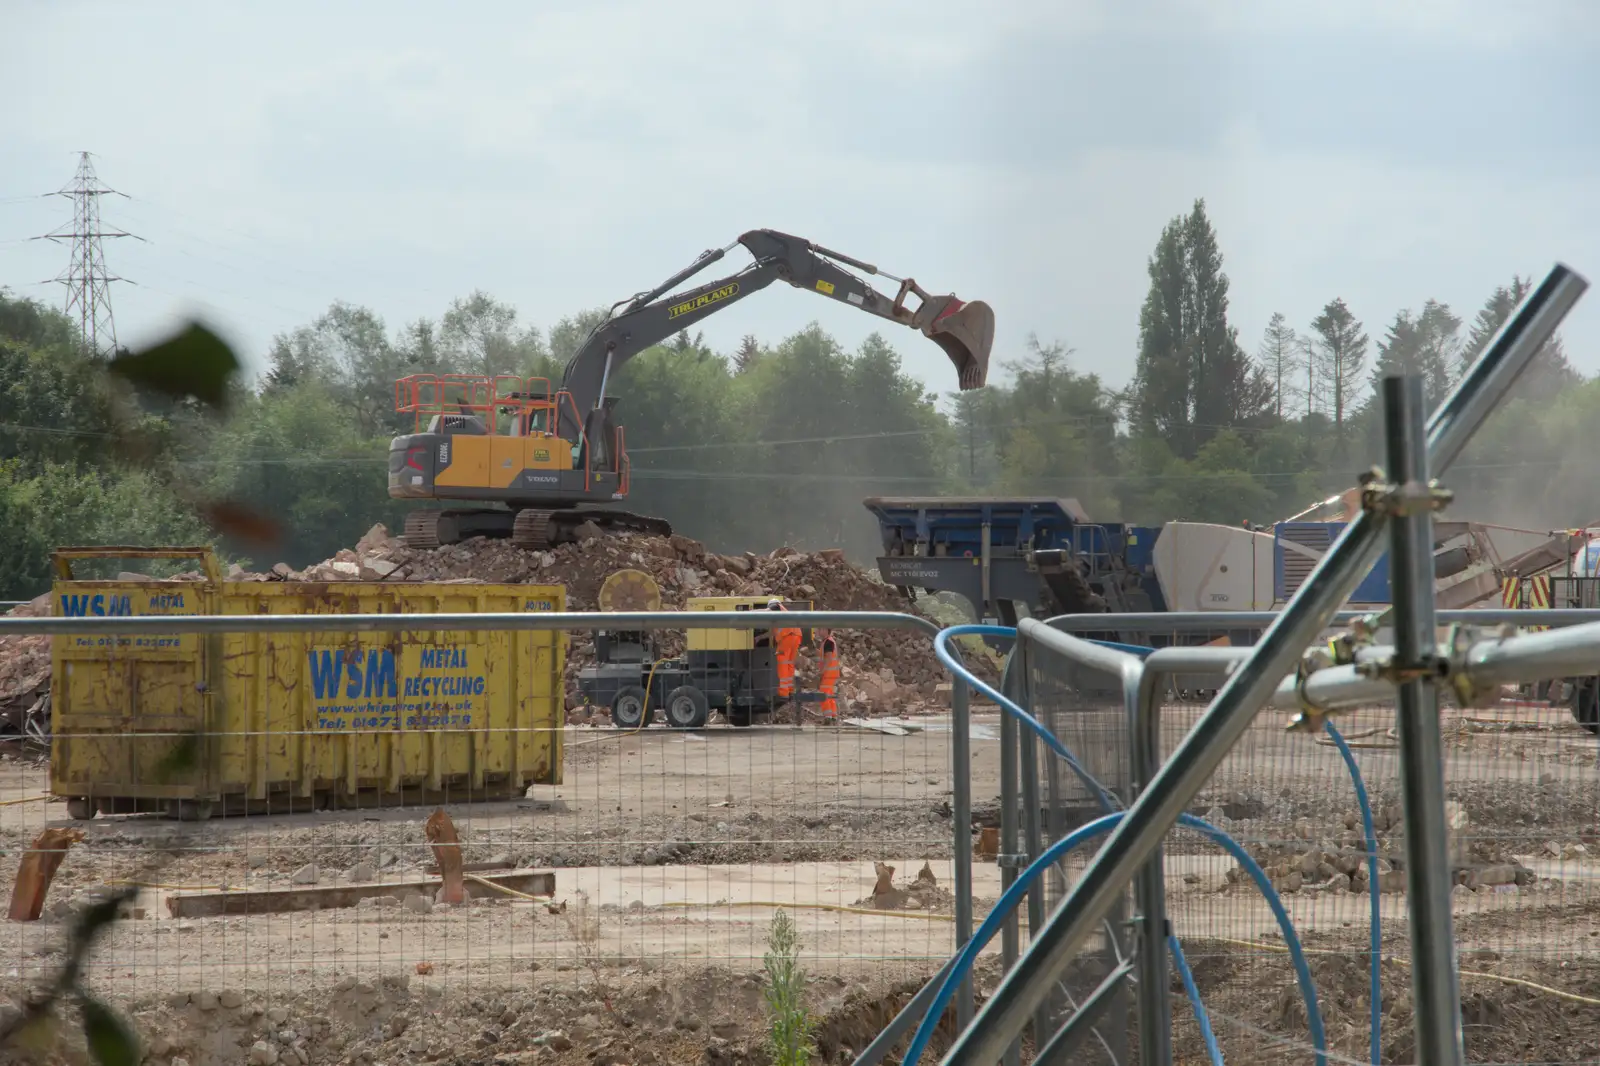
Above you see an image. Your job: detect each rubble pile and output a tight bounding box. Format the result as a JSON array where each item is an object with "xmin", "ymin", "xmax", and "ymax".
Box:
[
  {"xmin": 1215, "ymin": 801, "xmax": 1545, "ymax": 896},
  {"xmin": 0, "ymin": 524, "xmax": 988, "ymax": 724},
  {"xmin": 0, "ymin": 595, "xmax": 51, "ymax": 746},
  {"xmin": 235, "ymin": 524, "xmax": 988, "ymax": 716}
]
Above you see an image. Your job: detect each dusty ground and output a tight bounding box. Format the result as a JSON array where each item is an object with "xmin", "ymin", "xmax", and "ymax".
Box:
[{"xmin": 0, "ymin": 704, "xmax": 1598, "ymax": 1066}]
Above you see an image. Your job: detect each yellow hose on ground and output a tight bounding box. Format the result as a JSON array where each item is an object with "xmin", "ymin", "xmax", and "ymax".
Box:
[
  {"xmin": 0, "ymin": 794, "xmax": 53, "ymax": 806},
  {"xmin": 465, "ymin": 873, "xmax": 552, "ymax": 901},
  {"xmin": 1210, "ymin": 935, "xmax": 1600, "ymax": 1007},
  {"xmin": 467, "ymin": 879, "xmax": 963, "ymax": 922},
  {"xmin": 657, "ymin": 900, "xmax": 957, "ymax": 922}
]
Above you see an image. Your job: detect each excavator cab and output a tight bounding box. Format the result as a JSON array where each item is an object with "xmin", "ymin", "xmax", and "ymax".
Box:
[{"xmin": 922, "ymin": 297, "xmax": 994, "ymax": 391}]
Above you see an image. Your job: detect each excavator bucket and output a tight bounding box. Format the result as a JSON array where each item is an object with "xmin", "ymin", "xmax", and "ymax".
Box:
[{"xmin": 922, "ymin": 297, "xmax": 994, "ymax": 390}]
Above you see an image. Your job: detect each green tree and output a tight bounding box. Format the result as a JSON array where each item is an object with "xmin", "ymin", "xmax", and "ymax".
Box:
[
  {"xmin": 1413, "ymin": 299, "xmax": 1461, "ymax": 402},
  {"xmin": 1130, "ymin": 199, "xmax": 1272, "ymax": 457},
  {"xmin": 199, "ymin": 385, "xmax": 401, "ymax": 568},
  {"xmin": 0, "ymin": 291, "xmax": 216, "ymax": 596},
  {"xmin": 548, "ymin": 308, "xmax": 611, "ymax": 366},
  {"xmin": 439, "ymin": 291, "xmax": 550, "ymax": 378},
  {"xmin": 947, "ymin": 387, "xmax": 1000, "ymax": 486},
  {"xmin": 1310, "ymin": 298, "xmax": 1368, "ymax": 442},
  {"xmin": 0, "ymin": 461, "xmax": 211, "ymax": 595},
  {"xmin": 1370, "ymin": 300, "xmax": 1457, "ymax": 411},
  {"xmin": 265, "ymin": 302, "xmax": 405, "ymax": 436},
  {"xmin": 609, "ymin": 341, "xmax": 737, "ymax": 545},
  {"xmin": 1370, "ymin": 310, "xmax": 1420, "ymax": 394},
  {"xmin": 988, "ymin": 336, "xmax": 1121, "ymax": 516},
  {"xmin": 1257, "ymin": 312, "xmax": 1304, "ymax": 421},
  {"xmin": 1459, "ymin": 276, "xmax": 1579, "ymax": 401},
  {"xmin": 733, "ymin": 334, "xmax": 762, "ymax": 374}
]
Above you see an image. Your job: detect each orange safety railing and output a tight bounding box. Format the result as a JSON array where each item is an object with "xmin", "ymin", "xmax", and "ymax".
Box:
[
  {"xmin": 393, "ymin": 374, "xmax": 631, "ymax": 492},
  {"xmin": 394, "ymin": 374, "xmax": 558, "ymax": 436}
]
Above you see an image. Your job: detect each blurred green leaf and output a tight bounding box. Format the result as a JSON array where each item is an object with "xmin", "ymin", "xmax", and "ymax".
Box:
[
  {"xmin": 107, "ymin": 322, "xmax": 240, "ymax": 412},
  {"xmin": 3, "ymin": 1009, "xmax": 59, "ymax": 1052},
  {"xmin": 80, "ymin": 995, "xmax": 139, "ymax": 1066},
  {"xmin": 70, "ymin": 894, "xmax": 126, "ymax": 946},
  {"xmin": 152, "ymin": 733, "xmax": 200, "ymax": 783}
]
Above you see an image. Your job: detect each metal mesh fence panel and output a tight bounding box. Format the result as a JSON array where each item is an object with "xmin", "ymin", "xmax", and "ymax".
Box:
[
  {"xmin": 1159, "ymin": 689, "xmax": 1600, "ymax": 1066},
  {"xmin": 1024, "ymin": 619, "xmax": 1600, "ymax": 1066},
  {"xmin": 0, "ymin": 623, "xmax": 962, "ymax": 1066},
  {"xmin": 1028, "ymin": 638, "xmax": 1134, "ymax": 1066},
  {"xmin": 1156, "ymin": 685, "xmax": 1375, "ymax": 1066}
]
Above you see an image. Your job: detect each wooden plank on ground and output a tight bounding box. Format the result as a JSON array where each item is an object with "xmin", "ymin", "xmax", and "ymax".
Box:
[{"xmin": 163, "ymin": 869, "xmax": 555, "ymax": 919}]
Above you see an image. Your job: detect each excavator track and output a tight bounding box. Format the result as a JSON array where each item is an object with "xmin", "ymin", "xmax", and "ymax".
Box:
[
  {"xmin": 511, "ymin": 510, "xmax": 553, "ymax": 550},
  {"xmin": 405, "ymin": 507, "xmax": 673, "ymax": 550},
  {"xmin": 404, "ymin": 510, "xmax": 446, "ymax": 550},
  {"xmin": 548, "ymin": 507, "xmax": 675, "ymax": 543},
  {"xmin": 402, "ymin": 509, "xmax": 517, "ymax": 549}
]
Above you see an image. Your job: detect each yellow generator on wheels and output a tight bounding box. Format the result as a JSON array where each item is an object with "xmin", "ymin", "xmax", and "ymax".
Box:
[
  {"xmin": 578, "ymin": 570, "xmax": 812, "ymax": 728},
  {"xmin": 389, "ymin": 228, "xmax": 993, "ymax": 550}
]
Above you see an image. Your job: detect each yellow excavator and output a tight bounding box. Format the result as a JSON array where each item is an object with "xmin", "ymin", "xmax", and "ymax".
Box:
[{"xmin": 388, "ymin": 228, "xmax": 994, "ymax": 549}]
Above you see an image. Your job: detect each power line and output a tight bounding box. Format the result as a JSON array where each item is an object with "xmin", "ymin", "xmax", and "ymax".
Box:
[{"xmin": 31, "ymin": 153, "xmax": 144, "ymax": 357}]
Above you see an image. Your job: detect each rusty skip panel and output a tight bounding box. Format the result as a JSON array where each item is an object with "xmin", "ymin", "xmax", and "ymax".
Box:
[{"xmin": 50, "ymin": 548, "xmax": 566, "ymax": 819}]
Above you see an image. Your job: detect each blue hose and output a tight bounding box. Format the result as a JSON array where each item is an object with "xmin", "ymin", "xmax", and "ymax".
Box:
[
  {"xmin": 1322, "ymin": 720, "xmax": 1382, "ymax": 1066},
  {"xmin": 935, "ymin": 624, "xmax": 1119, "ymax": 813},
  {"xmin": 901, "ymin": 811, "xmax": 1327, "ymax": 1066},
  {"xmin": 928, "ymin": 623, "xmax": 1347, "ymax": 1066},
  {"xmin": 1170, "ymin": 932, "xmax": 1224, "ymax": 1066}
]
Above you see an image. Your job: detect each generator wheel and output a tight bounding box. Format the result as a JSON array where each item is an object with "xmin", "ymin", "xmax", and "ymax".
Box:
[
  {"xmin": 611, "ymin": 686, "xmax": 649, "ymax": 730},
  {"xmin": 1571, "ymin": 677, "xmax": 1600, "ymax": 736},
  {"xmin": 664, "ymin": 686, "xmax": 710, "ymax": 729},
  {"xmin": 66, "ymin": 797, "xmax": 96, "ymax": 821}
]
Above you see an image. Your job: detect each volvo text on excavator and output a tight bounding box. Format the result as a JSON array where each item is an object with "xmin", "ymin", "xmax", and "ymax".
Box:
[{"xmin": 388, "ymin": 229, "xmax": 994, "ymax": 549}]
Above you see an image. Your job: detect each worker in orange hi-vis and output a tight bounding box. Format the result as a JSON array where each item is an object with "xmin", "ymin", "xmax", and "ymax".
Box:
[
  {"xmin": 817, "ymin": 627, "xmax": 842, "ymax": 720},
  {"xmin": 768, "ymin": 599, "xmax": 803, "ymax": 701}
]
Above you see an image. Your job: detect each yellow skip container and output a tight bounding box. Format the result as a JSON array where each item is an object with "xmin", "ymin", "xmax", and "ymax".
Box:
[{"xmin": 49, "ymin": 547, "xmax": 565, "ymax": 820}]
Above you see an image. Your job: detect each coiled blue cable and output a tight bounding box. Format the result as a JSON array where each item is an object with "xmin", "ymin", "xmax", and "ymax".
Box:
[
  {"xmin": 929, "ymin": 623, "xmax": 1346, "ymax": 1066},
  {"xmin": 1170, "ymin": 932, "xmax": 1223, "ymax": 1066},
  {"xmin": 936, "ymin": 623, "xmax": 1119, "ymax": 813},
  {"xmin": 901, "ymin": 810, "xmax": 1326, "ymax": 1066}
]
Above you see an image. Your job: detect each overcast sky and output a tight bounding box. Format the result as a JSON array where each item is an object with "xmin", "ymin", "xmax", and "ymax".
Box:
[{"xmin": 3, "ymin": 0, "xmax": 1595, "ymax": 402}]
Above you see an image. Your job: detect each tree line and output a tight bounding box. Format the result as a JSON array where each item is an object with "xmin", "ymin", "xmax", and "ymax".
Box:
[{"xmin": 1, "ymin": 198, "xmax": 1593, "ymax": 599}]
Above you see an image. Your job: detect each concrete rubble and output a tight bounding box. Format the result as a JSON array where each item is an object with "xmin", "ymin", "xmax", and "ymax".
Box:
[
  {"xmin": 0, "ymin": 594, "xmax": 51, "ymax": 747},
  {"xmin": 0, "ymin": 524, "xmax": 992, "ymax": 729}
]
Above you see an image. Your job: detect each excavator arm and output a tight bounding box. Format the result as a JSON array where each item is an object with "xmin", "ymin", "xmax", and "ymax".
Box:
[{"xmin": 558, "ymin": 229, "xmax": 994, "ymax": 461}]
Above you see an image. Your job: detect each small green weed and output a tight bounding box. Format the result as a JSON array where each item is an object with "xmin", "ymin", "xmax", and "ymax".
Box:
[{"xmin": 763, "ymin": 909, "xmax": 817, "ymax": 1066}]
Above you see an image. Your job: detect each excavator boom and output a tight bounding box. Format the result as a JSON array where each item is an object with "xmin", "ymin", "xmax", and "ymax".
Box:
[
  {"xmin": 558, "ymin": 228, "xmax": 991, "ymax": 456},
  {"xmin": 389, "ymin": 229, "xmax": 994, "ymax": 550}
]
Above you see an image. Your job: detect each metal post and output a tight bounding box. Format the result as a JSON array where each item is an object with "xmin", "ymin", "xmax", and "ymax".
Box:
[
  {"xmin": 938, "ymin": 262, "xmax": 1586, "ymax": 1066},
  {"xmin": 1032, "ymin": 960, "xmax": 1137, "ymax": 1066},
  {"xmin": 1016, "ymin": 639, "xmax": 1051, "ymax": 1048},
  {"xmin": 998, "ymin": 653, "xmax": 1023, "ymax": 1066},
  {"xmin": 1383, "ymin": 375, "xmax": 1467, "ymax": 1066},
  {"xmin": 1127, "ymin": 658, "xmax": 1172, "ymax": 1066},
  {"xmin": 981, "ymin": 520, "xmax": 994, "ymax": 623},
  {"xmin": 951, "ymin": 673, "xmax": 975, "ymax": 1027}
]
